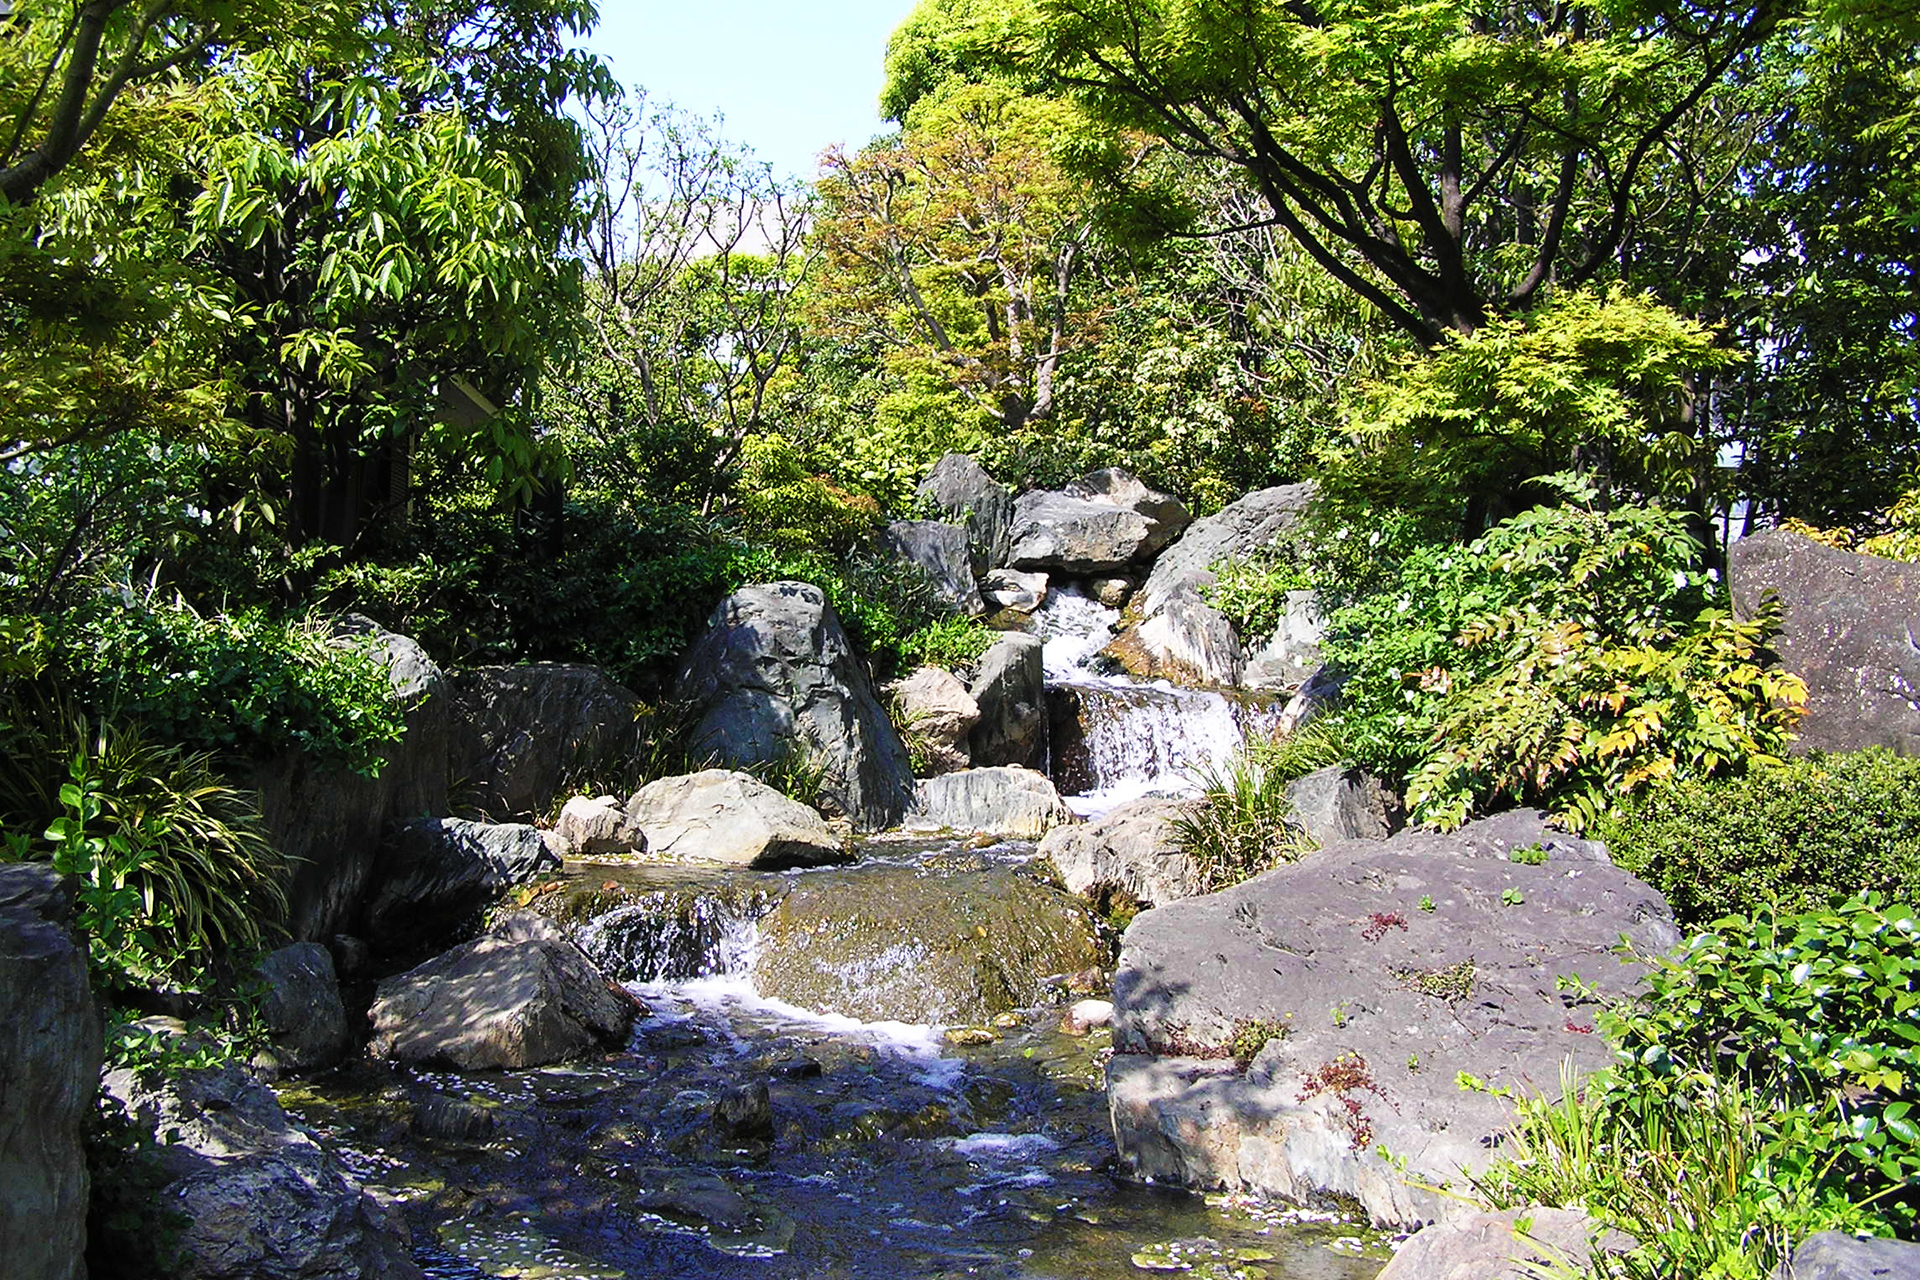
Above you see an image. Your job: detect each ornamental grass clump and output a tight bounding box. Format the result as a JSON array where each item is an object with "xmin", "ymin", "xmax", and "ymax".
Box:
[{"xmin": 1167, "ymin": 747, "xmax": 1316, "ymax": 891}]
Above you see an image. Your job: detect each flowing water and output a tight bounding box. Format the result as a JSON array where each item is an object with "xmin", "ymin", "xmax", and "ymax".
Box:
[
  {"xmin": 1032, "ymin": 588, "xmax": 1280, "ymax": 817},
  {"xmin": 280, "ymin": 838, "xmax": 1389, "ymax": 1279}
]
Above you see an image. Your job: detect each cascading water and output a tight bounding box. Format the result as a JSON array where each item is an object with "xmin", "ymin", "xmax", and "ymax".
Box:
[{"xmin": 1033, "ymin": 586, "xmax": 1277, "ymax": 816}]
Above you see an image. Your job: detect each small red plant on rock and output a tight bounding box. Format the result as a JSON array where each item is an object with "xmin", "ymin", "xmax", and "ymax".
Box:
[
  {"xmin": 1297, "ymin": 1051, "xmax": 1390, "ymax": 1149},
  {"xmin": 1360, "ymin": 910, "xmax": 1408, "ymax": 943}
]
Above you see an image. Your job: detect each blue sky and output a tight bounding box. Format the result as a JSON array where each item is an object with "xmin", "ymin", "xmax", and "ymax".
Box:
[{"xmin": 583, "ymin": 2, "xmax": 915, "ymax": 182}]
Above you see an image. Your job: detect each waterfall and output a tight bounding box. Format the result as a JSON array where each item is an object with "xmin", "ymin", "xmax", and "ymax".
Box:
[
  {"xmin": 1033, "ymin": 586, "xmax": 1276, "ymax": 816},
  {"xmin": 571, "ymin": 883, "xmax": 778, "ymax": 983}
]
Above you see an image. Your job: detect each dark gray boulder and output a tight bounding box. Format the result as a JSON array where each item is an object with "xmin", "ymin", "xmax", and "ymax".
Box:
[
  {"xmin": 1115, "ymin": 483, "xmax": 1318, "ymax": 690},
  {"xmin": 253, "ymin": 942, "xmax": 349, "ymax": 1077},
  {"xmin": 967, "ymin": 632, "xmax": 1048, "ymax": 769},
  {"xmin": 447, "ymin": 663, "xmax": 643, "ymax": 820},
  {"xmin": 679, "ymin": 582, "xmax": 916, "ymax": 831},
  {"xmin": 1284, "ymin": 766, "xmax": 1402, "ymax": 845},
  {"xmin": 1730, "ymin": 529, "xmax": 1920, "ymax": 754},
  {"xmin": 368, "ymin": 929, "xmax": 643, "ymax": 1070},
  {"xmin": 360, "ymin": 817, "xmax": 560, "ymax": 951},
  {"xmin": 1377, "ymin": 1207, "xmax": 1632, "ymax": 1280},
  {"xmin": 1007, "ymin": 469, "xmax": 1190, "ymax": 574},
  {"xmin": 0, "ymin": 865, "xmax": 98, "ymax": 1280},
  {"xmin": 1107, "ymin": 810, "xmax": 1678, "ymax": 1227},
  {"xmin": 101, "ymin": 1061, "xmax": 420, "ymax": 1280},
  {"xmin": 918, "ymin": 452, "xmax": 1015, "ymax": 573},
  {"xmin": 881, "ymin": 519, "xmax": 986, "ymax": 616},
  {"xmin": 254, "ymin": 617, "xmax": 450, "ymax": 944},
  {"xmin": 1782, "ymin": 1232, "xmax": 1920, "ymax": 1280},
  {"xmin": 1037, "ymin": 796, "xmax": 1208, "ymax": 909}
]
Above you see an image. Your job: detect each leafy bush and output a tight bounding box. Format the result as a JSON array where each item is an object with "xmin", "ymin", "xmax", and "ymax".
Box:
[
  {"xmin": 730, "ymin": 432, "xmax": 882, "ymax": 556},
  {"xmin": 898, "ymin": 615, "xmax": 998, "ymax": 673},
  {"xmin": 1323, "ymin": 494, "xmax": 1805, "ymax": 829},
  {"xmin": 47, "ymin": 595, "xmax": 406, "ymax": 775},
  {"xmin": 1598, "ymin": 750, "xmax": 1920, "ymax": 924},
  {"xmin": 1202, "ymin": 544, "xmax": 1310, "ymax": 642},
  {"xmin": 1168, "ymin": 749, "xmax": 1317, "ymax": 891},
  {"xmin": 0, "ymin": 710, "xmax": 287, "ymax": 991},
  {"xmin": 1475, "ymin": 896, "xmax": 1920, "ymax": 1274}
]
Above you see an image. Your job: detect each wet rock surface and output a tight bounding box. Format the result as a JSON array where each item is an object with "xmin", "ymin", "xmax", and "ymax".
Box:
[
  {"xmin": 1108, "ymin": 811, "xmax": 1679, "ymax": 1228},
  {"xmin": 678, "ymin": 581, "xmax": 916, "ymax": 830}
]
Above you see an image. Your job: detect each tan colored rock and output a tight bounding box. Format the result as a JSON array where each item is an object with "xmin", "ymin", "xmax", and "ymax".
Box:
[
  {"xmin": 888, "ymin": 666, "xmax": 981, "ymax": 775},
  {"xmin": 626, "ymin": 769, "xmax": 848, "ymax": 869},
  {"xmin": 555, "ymin": 794, "xmax": 646, "ymax": 856}
]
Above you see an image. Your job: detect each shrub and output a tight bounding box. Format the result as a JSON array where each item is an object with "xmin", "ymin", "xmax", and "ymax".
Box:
[
  {"xmin": 1201, "ymin": 543, "xmax": 1310, "ymax": 642},
  {"xmin": 1244, "ymin": 719, "xmax": 1349, "ymax": 788},
  {"xmin": 898, "ymin": 615, "xmax": 997, "ymax": 673},
  {"xmin": 1475, "ymin": 896, "xmax": 1920, "ymax": 1275},
  {"xmin": 1598, "ymin": 750, "xmax": 1920, "ymax": 924},
  {"xmin": 1167, "ymin": 749, "xmax": 1317, "ymax": 891}
]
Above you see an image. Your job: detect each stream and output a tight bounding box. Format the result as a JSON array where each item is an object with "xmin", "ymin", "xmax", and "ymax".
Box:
[{"xmin": 278, "ymin": 591, "xmax": 1378, "ymax": 1279}]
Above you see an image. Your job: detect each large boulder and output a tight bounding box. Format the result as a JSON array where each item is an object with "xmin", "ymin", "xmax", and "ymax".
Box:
[
  {"xmin": 1115, "ymin": 483, "xmax": 1318, "ymax": 690},
  {"xmin": 360, "ymin": 817, "xmax": 560, "ymax": 952},
  {"xmin": 0, "ymin": 866, "xmax": 98, "ymax": 1280},
  {"xmin": 553, "ymin": 794, "xmax": 646, "ymax": 857},
  {"xmin": 1283, "ymin": 766, "xmax": 1401, "ymax": 846},
  {"xmin": 918, "ymin": 452, "xmax": 1015, "ymax": 574},
  {"xmin": 678, "ymin": 582, "xmax": 916, "ymax": 830},
  {"xmin": 910, "ymin": 766, "xmax": 1075, "ymax": 838},
  {"xmin": 1729, "ymin": 529, "xmax": 1920, "ymax": 754},
  {"xmin": 1106, "ymin": 810, "xmax": 1678, "ymax": 1228},
  {"xmin": 753, "ymin": 857, "xmax": 1109, "ymax": 1024},
  {"xmin": 887, "ymin": 666, "xmax": 981, "ymax": 776},
  {"xmin": 447, "ymin": 664, "xmax": 643, "ymax": 820},
  {"xmin": 967, "ymin": 632, "xmax": 1048, "ymax": 769},
  {"xmin": 1007, "ymin": 468, "xmax": 1191, "ymax": 574},
  {"xmin": 625, "ymin": 769, "xmax": 848, "ymax": 869},
  {"xmin": 254, "ymin": 617, "xmax": 450, "ymax": 944},
  {"xmin": 101, "ymin": 1061, "xmax": 420, "ymax": 1280},
  {"xmin": 368, "ymin": 926, "xmax": 642, "ymax": 1070},
  {"xmin": 1783, "ymin": 1233, "xmax": 1920, "ymax": 1280},
  {"xmin": 1037, "ymin": 796, "xmax": 1208, "ymax": 909},
  {"xmin": 1376, "ymin": 1207, "xmax": 1630, "ymax": 1280},
  {"xmin": 881, "ymin": 520, "xmax": 986, "ymax": 617},
  {"xmin": 1242, "ymin": 590, "xmax": 1327, "ymax": 692},
  {"xmin": 253, "ymin": 942, "xmax": 349, "ymax": 1077}
]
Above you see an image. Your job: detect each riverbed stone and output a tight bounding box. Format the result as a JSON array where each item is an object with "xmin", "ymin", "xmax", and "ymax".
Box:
[
  {"xmin": 1037, "ymin": 796, "xmax": 1208, "ymax": 909},
  {"xmin": 1729, "ymin": 529, "xmax": 1920, "ymax": 754},
  {"xmin": 1283, "ymin": 766, "xmax": 1402, "ymax": 845},
  {"xmin": 678, "ymin": 581, "xmax": 917, "ymax": 829},
  {"xmin": 447, "ymin": 664, "xmax": 643, "ymax": 821},
  {"xmin": 253, "ymin": 942, "xmax": 349, "ymax": 1077},
  {"xmin": 918, "ymin": 452, "xmax": 1015, "ymax": 573},
  {"xmin": 968, "ymin": 632, "xmax": 1048, "ymax": 769},
  {"xmin": 981, "ymin": 568, "xmax": 1048, "ymax": 613},
  {"xmin": 1781, "ymin": 1232, "xmax": 1920, "ymax": 1280},
  {"xmin": 1106, "ymin": 810, "xmax": 1678, "ymax": 1228},
  {"xmin": 1120, "ymin": 583, "xmax": 1248, "ymax": 686},
  {"xmin": 360, "ymin": 817, "xmax": 559, "ymax": 952},
  {"xmin": 1377, "ymin": 1206, "xmax": 1631, "ymax": 1280},
  {"xmin": 554, "ymin": 794, "xmax": 646, "ymax": 857},
  {"xmin": 910, "ymin": 766, "xmax": 1075, "ymax": 838},
  {"xmin": 368, "ymin": 931, "xmax": 643, "ymax": 1070},
  {"xmin": 887, "ymin": 666, "xmax": 981, "ymax": 775},
  {"xmin": 754, "ymin": 857, "xmax": 1109, "ymax": 1024},
  {"xmin": 102, "ymin": 1060, "xmax": 420, "ymax": 1280},
  {"xmin": 626, "ymin": 769, "xmax": 848, "ymax": 869},
  {"xmin": 254, "ymin": 616, "xmax": 450, "ymax": 945},
  {"xmin": 0, "ymin": 865, "xmax": 98, "ymax": 1280},
  {"xmin": 883, "ymin": 519, "xmax": 986, "ymax": 617}
]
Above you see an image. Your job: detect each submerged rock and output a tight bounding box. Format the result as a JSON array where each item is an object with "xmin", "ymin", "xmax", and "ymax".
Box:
[
  {"xmin": 678, "ymin": 581, "xmax": 916, "ymax": 830},
  {"xmin": 1107, "ymin": 810, "xmax": 1677, "ymax": 1228},
  {"xmin": 368, "ymin": 930, "xmax": 643, "ymax": 1070},
  {"xmin": 1729, "ymin": 528, "xmax": 1920, "ymax": 753},
  {"xmin": 910, "ymin": 766, "xmax": 1074, "ymax": 838},
  {"xmin": 0, "ymin": 865, "xmax": 97, "ymax": 1280},
  {"xmin": 626, "ymin": 769, "xmax": 848, "ymax": 869},
  {"xmin": 753, "ymin": 859, "xmax": 1109, "ymax": 1024},
  {"xmin": 102, "ymin": 1061, "xmax": 420, "ymax": 1280}
]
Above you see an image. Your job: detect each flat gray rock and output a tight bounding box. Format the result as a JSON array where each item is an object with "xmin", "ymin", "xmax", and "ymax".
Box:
[
  {"xmin": 1007, "ymin": 469, "xmax": 1189, "ymax": 574},
  {"xmin": 1782, "ymin": 1232, "xmax": 1920, "ymax": 1280},
  {"xmin": 1108, "ymin": 811, "xmax": 1677, "ymax": 1227},
  {"xmin": 1037, "ymin": 796, "xmax": 1208, "ymax": 909},
  {"xmin": 1377, "ymin": 1206, "xmax": 1631, "ymax": 1279},
  {"xmin": 910, "ymin": 766, "xmax": 1074, "ymax": 838}
]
